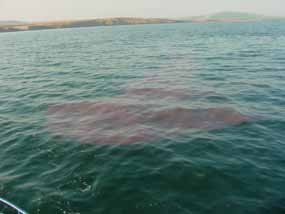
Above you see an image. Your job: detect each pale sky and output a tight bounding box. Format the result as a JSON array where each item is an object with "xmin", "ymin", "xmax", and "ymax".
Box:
[{"xmin": 0, "ymin": 0, "xmax": 284, "ymax": 22}]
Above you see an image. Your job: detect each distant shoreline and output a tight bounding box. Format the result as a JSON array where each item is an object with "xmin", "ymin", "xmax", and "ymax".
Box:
[
  {"xmin": 0, "ymin": 18, "xmax": 181, "ymax": 33},
  {"xmin": 0, "ymin": 14, "xmax": 284, "ymax": 34}
]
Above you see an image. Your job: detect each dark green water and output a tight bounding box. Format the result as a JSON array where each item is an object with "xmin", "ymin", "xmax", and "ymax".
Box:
[{"xmin": 0, "ymin": 21, "xmax": 285, "ymax": 214}]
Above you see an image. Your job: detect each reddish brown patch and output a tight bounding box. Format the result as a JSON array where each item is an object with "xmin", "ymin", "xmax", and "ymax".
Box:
[{"xmin": 47, "ymin": 101, "xmax": 254, "ymax": 144}]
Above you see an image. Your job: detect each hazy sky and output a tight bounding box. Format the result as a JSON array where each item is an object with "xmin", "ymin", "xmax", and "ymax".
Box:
[{"xmin": 0, "ymin": 0, "xmax": 284, "ymax": 21}]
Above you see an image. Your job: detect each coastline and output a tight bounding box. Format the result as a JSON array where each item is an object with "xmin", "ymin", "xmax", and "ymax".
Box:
[
  {"xmin": 0, "ymin": 17, "xmax": 181, "ymax": 33},
  {"xmin": 0, "ymin": 16, "xmax": 284, "ymax": 34}
]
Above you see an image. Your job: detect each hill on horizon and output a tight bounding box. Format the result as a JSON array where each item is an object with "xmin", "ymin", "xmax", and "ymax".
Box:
[
  {"xmin": 0, "ymin": 11, "xmax": 284, "ymax": 33},
  {"xmin": 206, "ymin": 11, "xmax": 266, "ymax": 19},
  {"xmin": 182, "ymin": 11, "xmax": 283, "ymax": 22},
  {"xmin": 0, "ymin": 17, "xmax": 179, "ymax": 33},
  {"xmin": 0, "ymin": 11, "xmax": 284, "ymax": 26}
]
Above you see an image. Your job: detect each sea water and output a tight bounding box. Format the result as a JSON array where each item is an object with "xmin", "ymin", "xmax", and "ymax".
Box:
[{"xmin": 0, "ymin": 21, "xmax": 285, "ymax": 214}]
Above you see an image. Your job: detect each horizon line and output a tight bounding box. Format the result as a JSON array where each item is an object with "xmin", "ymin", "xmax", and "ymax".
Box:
[{"xmin": 0, "ymin": 10, "xmax": 281, "ymax": 23}]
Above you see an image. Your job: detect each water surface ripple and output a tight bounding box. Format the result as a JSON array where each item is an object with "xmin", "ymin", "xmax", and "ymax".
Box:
[{"xmin": 0, "ymin": 21, "xmax": 285, "ymax": 214}]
